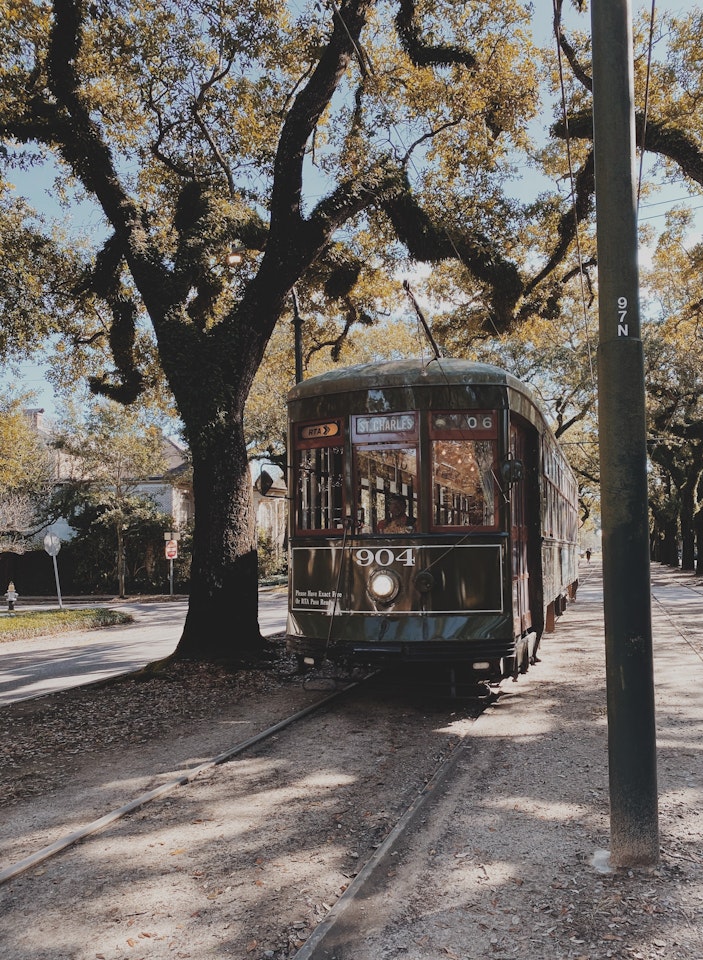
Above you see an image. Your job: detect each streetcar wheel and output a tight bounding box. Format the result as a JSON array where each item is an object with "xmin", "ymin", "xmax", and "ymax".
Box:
[{"xmin": 502, "ymin": 655, "xmax": 517, "ymax": 679}]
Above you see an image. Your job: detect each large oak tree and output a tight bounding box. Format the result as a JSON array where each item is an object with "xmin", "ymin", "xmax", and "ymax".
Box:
[{"xmin": 1, "ymin": 0, "xmax": 554, "ymax": 661}]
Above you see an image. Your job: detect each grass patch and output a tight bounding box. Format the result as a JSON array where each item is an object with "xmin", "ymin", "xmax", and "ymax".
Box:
[{"xmin": 0, "ymin": 608, "xmax": 134, "ymax": 642}]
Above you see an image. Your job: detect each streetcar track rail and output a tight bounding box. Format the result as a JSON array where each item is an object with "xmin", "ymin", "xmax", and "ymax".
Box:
[
  {"xmin": 291, "ymin": 720, "xmax": 477, "ymax": 960},
  {"xmin": 0, "ymin": 677, "xmax": 367, "ymax": 886},
  {"xmin": 5, "ymin": 564, "xmax": 701, "ymax": 960},
  {"xmin": 0, "ymin": 658, "xmax": 496, "ymax": 960}
]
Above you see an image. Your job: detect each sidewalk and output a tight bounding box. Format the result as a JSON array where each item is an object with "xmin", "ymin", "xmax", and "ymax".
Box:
[
  {"xmin": 311, "ymin": 559, "xmax": 703, "ymax": 960},
  {"xmin": 0, "ymin": 589, "xmax": 287, "ymax": 705}
]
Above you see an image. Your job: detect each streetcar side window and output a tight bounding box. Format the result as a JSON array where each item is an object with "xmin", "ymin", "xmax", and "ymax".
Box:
[
  {"xmin": 293, "ymin": 419, "xmax": 344, "ymax": 533},
  {"xmin": 430, "ymin": 411, "xmax": 499, "ymax": 530},
  {"xmin": 542, "ymin": 437, "xmax": 579, "ymax": 543},
  {"xmin": 431, "ymin": 439, "xmax": 497, "ymax": 527}
]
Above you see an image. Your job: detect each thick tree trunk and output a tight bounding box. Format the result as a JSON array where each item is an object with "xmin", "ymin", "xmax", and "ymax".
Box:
[
  {"xmin": 650, "ymin": 506, "xmax": 678, "ymax": 566},
  {"xmin": 695, "ymin": 509, "xmax": 703, "ymax": 577},
  {"xmin": 680, "ymin": 483, "xmax": 695, "ymax": 571},
  {"xmin": 172, "ymin": 411, "xmax": 263, "ymax": 663},
  {"xmin": 661, "ymin": 519, "xmax": 679, "ymax": 567}
]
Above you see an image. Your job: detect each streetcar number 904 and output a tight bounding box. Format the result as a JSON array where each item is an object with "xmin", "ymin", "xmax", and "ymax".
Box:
[{"xmin": 354, "ymin": 548, "xmax": 416, "ymax": 567}]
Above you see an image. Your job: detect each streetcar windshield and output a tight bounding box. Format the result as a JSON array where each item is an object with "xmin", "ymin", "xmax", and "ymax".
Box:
[
  {"xmin": 430, "ymin": 411, "xmax": 498, "ymax": 530},
  {"xmin": 352, "ymin": 411, "xmax": 419, "ymax": 534},
  {"xmin": 431, "ymin": 438, "xmax": 497, "ymax": 528},
  {"xmin": 296, "ymin": 445, "xmax": 344, "ymax": 531},
  {"xmin": 356, "ymin": 446, "xmax": 418, "ymax": 534}
]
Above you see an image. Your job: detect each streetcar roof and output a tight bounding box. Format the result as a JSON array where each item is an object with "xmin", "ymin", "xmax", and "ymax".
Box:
[{"xmin": 287, "ymin": 358, "xmax": 538, "ymax": 406}]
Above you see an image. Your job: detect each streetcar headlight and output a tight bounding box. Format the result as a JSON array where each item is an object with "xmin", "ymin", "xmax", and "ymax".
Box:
[{"xmin": 367, "ymin": 569, "xmax": 400, "ymax": 604}]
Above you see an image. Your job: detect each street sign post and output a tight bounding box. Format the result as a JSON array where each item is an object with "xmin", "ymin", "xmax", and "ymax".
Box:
[
  {"xmin": 164, "ymin": 532, "xmax": 180, "ymax": 595},
  {"xmin": 43, "ymin": 533, "xmax": 63, "ymax": 609}
]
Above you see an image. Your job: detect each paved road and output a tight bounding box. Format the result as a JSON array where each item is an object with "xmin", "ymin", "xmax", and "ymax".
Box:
[
  {"xmin": 5, "ymin": 564, "xmax": 700, "ymax": 709},
  {"xmin": 0, "ymin": 588, "xmax": 288, "ymax": 706}
]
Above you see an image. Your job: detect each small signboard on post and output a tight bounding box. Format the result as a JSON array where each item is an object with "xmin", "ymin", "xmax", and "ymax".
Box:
[
  {"xmin": 43, "ymin": 533, "xmax": 64, "ymax": 609},
  {"xmin": 164, "ymin": 531, "xmax": 180, "ymax": 595}
]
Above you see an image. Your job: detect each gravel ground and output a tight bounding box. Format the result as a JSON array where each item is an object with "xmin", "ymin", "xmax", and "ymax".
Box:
[
  {"xmin": 0, "ymin": 651, "xmax": 482, "ymax": 959},
  {"xmin": 298, "ymin": 562, "xmax": 703, "ymax": 960},
  {"xmin": 1, "ymin": 560, "xmax": 702, "ymax": 960}
]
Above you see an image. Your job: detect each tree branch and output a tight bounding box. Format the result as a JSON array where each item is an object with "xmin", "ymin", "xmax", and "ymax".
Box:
[
  {"xmin": 520, "ymin": 150, "xmax": 595, "ymax": 308},
  {"xmin": 47, "ymin": 0, "xmax": 142, "ymax": 236},
  {"xmin": 395, "ymin": 0, "xmax": 478, "ymax": 70},
  {"xmin": 553, "ymin": 110, "xmax": 703, "ymax": 186},
  {"xmin": 380, "ymin": 176, "xmax": 524, "ymax": 333},
  {"xmin": 268, "ymin": 0, "xmax": 374, "ymax": 241}
]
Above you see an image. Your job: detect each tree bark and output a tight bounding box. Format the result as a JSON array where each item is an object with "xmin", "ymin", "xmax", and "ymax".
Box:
[
  {"xmin": 694, "ymin": 512, "xmax": 703, "ymax": 577},
  {"xmin": 173, "ymin": 409, "xmax": 261, "ymax": 661},
  {"xmin": 680, "ymin": 481, "xmax": 696, "ymax": 571},
  {"xmin": 661, "ymin": 519, "xmax": 679, "ymax": 568}
]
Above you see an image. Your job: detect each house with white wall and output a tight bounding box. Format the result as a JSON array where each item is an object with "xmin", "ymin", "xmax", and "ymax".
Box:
[{"xmin": 25, "ymin": 408, "xmax": 286, "ymax": 555}]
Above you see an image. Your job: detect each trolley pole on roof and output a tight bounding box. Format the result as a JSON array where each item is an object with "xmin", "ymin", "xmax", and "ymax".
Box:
[{"xmin": 590, "ymin": 0, "xmax": 659, "ymax": 866}]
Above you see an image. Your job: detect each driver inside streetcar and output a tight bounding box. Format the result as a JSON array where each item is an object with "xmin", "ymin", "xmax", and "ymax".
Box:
[{"xmin": 377, "ymin": 493, "xmax": 416, "ymax": 534}]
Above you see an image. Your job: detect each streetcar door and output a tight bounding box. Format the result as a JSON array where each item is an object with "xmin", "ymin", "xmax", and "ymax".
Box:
[{"xmin": 510, "ymin": 422, "xmax": 532, "ymax": 637}]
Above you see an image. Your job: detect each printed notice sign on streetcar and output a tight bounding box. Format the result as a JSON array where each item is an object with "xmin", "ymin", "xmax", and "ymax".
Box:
[{"xmin": 293, "ymin": 587, "xmax": 341, "ymax": 612}]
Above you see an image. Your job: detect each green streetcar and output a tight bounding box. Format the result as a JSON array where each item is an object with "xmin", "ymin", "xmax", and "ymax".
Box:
[{"xmin": 285, "ymin": 359, "xmax": 579, "ymax": 682}]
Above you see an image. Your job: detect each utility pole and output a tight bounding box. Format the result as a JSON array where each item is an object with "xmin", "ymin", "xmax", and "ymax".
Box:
[{"xmin": 590, "ymin": 0, "xmax": 659, "ymax": 866}]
